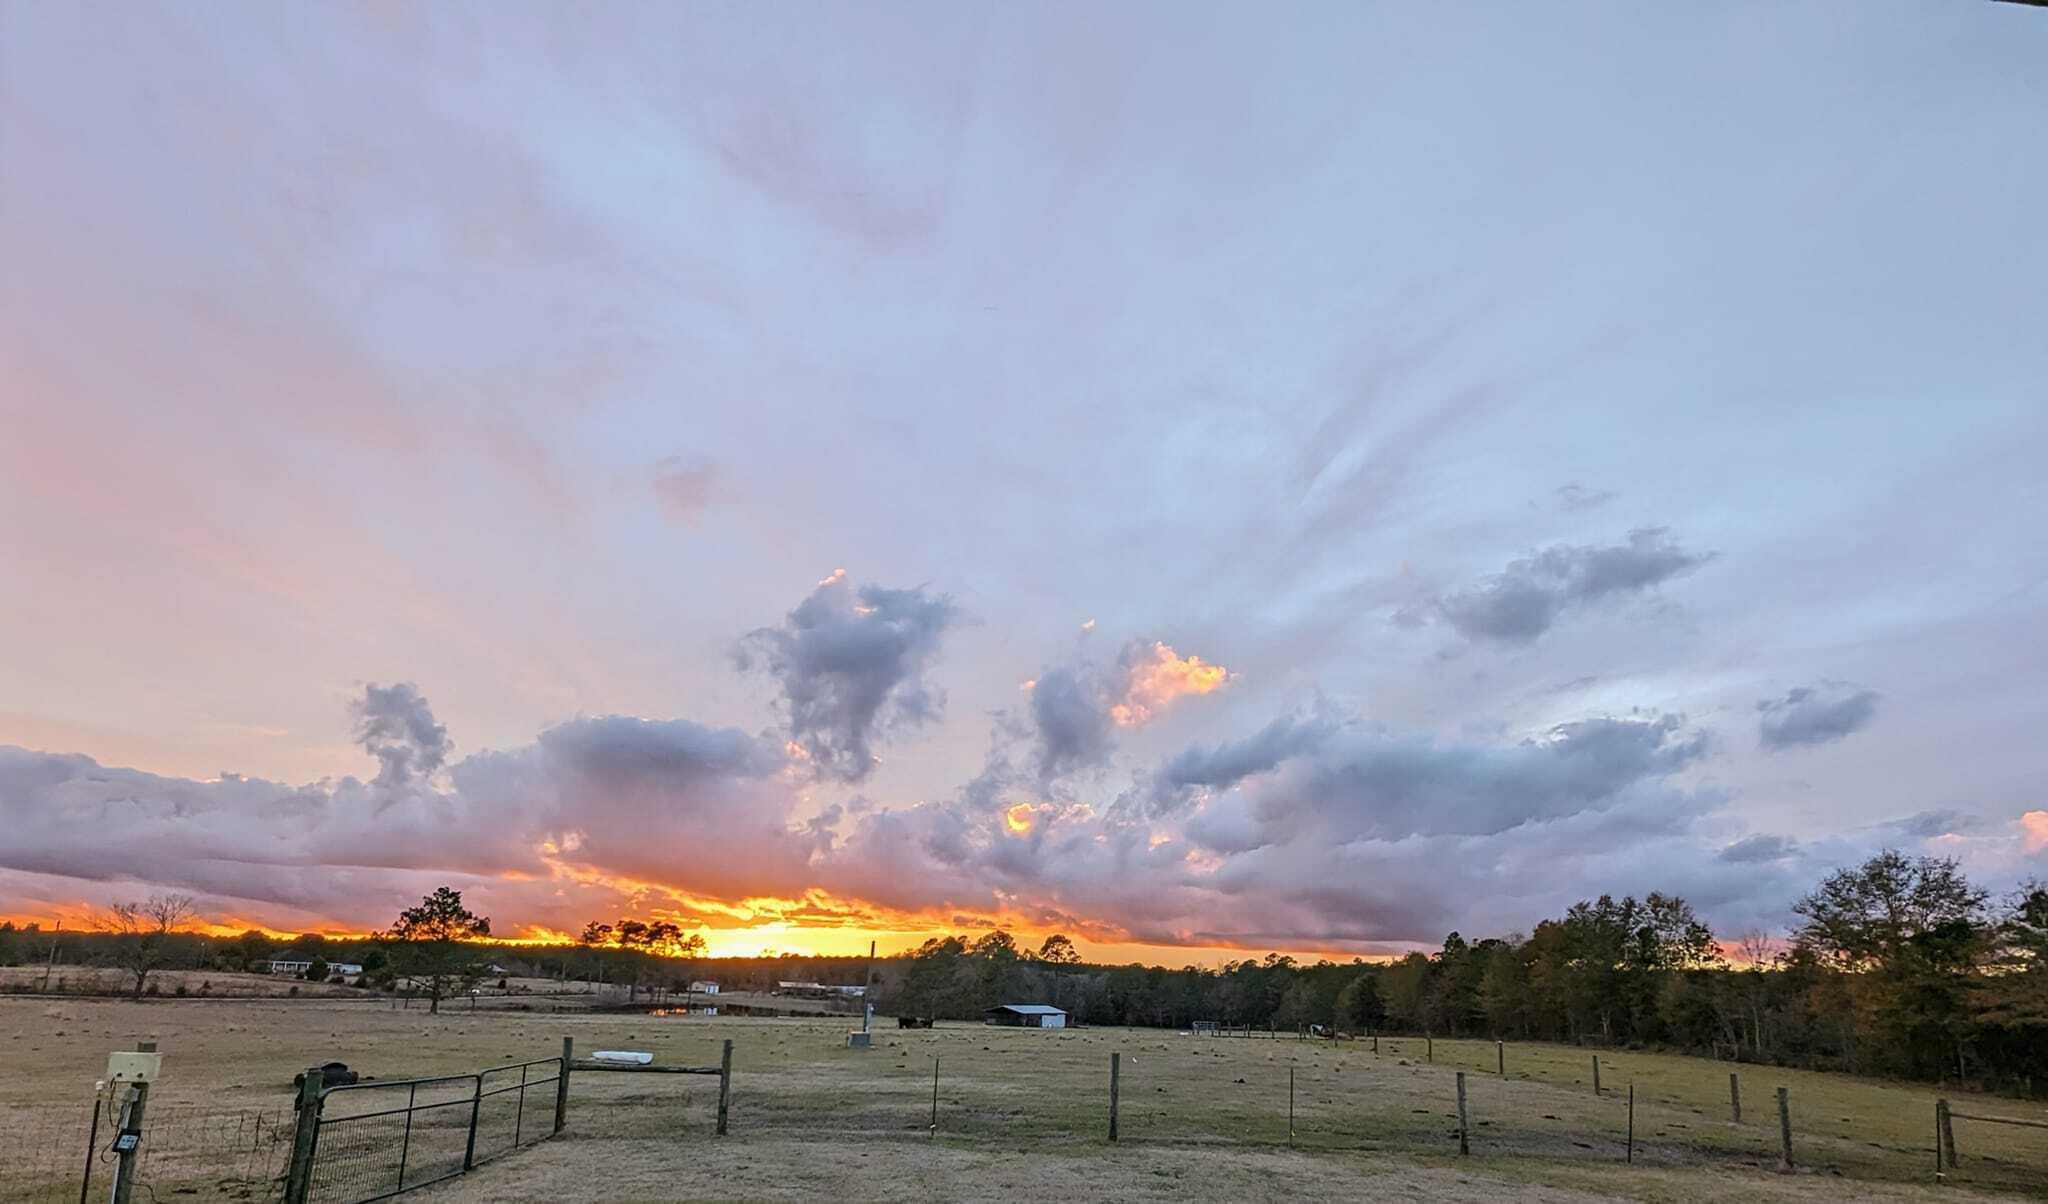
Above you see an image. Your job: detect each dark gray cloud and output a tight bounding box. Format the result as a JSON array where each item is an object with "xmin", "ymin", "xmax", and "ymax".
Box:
[
  {"xmin": 1226, "ymin": 714, "xmax": 1711, "ymax": 846},
  {"xmin": 736, "ymin": 571, "xmax": 958, "ymax": 782},
  {"xmin": 1020, "ymin": 639, "xmax": 1231, "ymax": 791},
  {"xmin": 1118, "ymin": 710, "xmax": 1343, "ymax": 819},
  {"xmin": 1028, "ymin": 663, "xmax": 1118, "ymax": 787},
  {"xmin": 1435, "ymin": 528, "xmax": 1713, "ymax": 645},
  {"xmin": 1720, "ymin": 832, "xmax": 1800, "ymax": 863},
  {"xmin": 352, "ymin": 682, "xmax": 450, "ymax": 791},
  {"xmin": 1756, "ymin": 683, "xmax": 1880, "ymax": 751}
]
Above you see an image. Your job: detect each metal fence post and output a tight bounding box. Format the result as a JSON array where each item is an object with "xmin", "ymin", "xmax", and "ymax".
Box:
[
  {"xmin": 1626, "ymin": 1083, "xmax": 1635, "ymax": 1164},
  {"xmin": 282, "ymin": 1067, "xmax": 324, "ymax": 1204},
  {"xmin": 715, "ymin": 1040, "xmax": 733, "ymax": 1136},
  {"xmin": 463, "ymin": 1075, "xmax": 482, "ymax": 1170},
  {"xmin": 555, "ymin": 1038, "xmax": 573, "ymax": 1134},
  {"xmin": 1729, "ymin": 1072, "xmax": 1741, "ymax": 1124},
  {"xmin": 397, "ymin": 1081, "xmax": 416, "ymax": 1192}
]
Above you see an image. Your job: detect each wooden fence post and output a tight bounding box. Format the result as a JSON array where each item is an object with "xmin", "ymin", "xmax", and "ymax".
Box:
[
  {"xmin": 716, "ymin": 1040, "xmax": 733, "ymax": 1136},
  {"xmin": 1455, "ymin": 1072, "xmax": 1469, "ymax": 1155},
  {"xmin": 1934, "ymin": 1099, "xmax": 1946, "ymax": 1176},
  {"xmin": 929, "ymin": 1056, "xmax": 940, "ymax": 1134},
  {"xmin": 282, "ymin": 1067, "xmax": 324, "ymax": 1204},
  {"xmin": 1728, "ymin": 1072, "xmax": 1740, "ymax": 1124},
  {"xmin": 1497, "ymin": 1040, "xmax": 1505, "ymax": 1078},
  {"xmin": 1591, "ymin": 1055, "xmax": 1602, "ymax": 1096},
  {"xmin": 1108, "ymin": 1052, "xmax": 1121, "ymax": 1142},
  {"xmin": 1938, "ymin": 1097, "xmax": 1957, "ymax": 1169},
  {"xmin": 1427, "ymin": 1033, "xmax": 1434, "ymax": 1063},
  {"xmin": 555, "ymin": 1037, "xmax": 572, "ymax": 1134},
  {"xmin": 110, "ymin": 1044, "xmax": 154, "ymax": 1204},
  {"xmin": 1288, "ymin": 1065, "xmax": 1295, "ymax": 1145},
  {"xmin": 1776, "ymin": 1086, "xmax": 1793, "ymax": 1172},
  {"xmin": 1626, "ymin": 1083, "xmax": 1635, "ymax": 1164}
]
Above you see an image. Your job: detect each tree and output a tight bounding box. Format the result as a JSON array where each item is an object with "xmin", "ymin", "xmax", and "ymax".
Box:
[
  {"xmin": 1794, "ymin": 851, "xmax": 1990, "ymax": 1078},
  {"xmin": 1333, "ymin": 973, "xmax": 1386, "ymax": 1032},
  {"xmin": 1793, "ymin": 851, "xmax": 1987, "ymax": 973},
  {"xmin": 1037, "ymin": 934, "xmax": 1081, "ymax": 965},
  {"xmin": 103, "ymin": 894, "xmax": 198, "ymax": 999},
  {"xmin": 304, "ymin": 956, "xmax": 330, "ymax": 983},
  {"xmin": 380, "ymin": 887, "xmax": 491, "ymax": 1014}
]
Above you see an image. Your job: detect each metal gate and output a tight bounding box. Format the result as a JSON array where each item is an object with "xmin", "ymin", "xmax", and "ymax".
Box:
[{"xmin": 285, "ymin": 1054, "xmax": 564, "ymax": 1204}]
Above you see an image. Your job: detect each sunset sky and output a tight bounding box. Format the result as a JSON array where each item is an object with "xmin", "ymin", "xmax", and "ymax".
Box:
[{"xmin": 3, "ymin": 4, "xmax": 2045, "ymax": 965}]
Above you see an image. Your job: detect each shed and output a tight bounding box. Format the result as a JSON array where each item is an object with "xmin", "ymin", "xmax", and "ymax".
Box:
[{"xmin": 983, "ymin": 1004, "xmax": 1067, "ymax": 1029}]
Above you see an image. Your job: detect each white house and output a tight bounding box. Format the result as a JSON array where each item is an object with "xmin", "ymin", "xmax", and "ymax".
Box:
[
  {"xmin": 269, "ymin": 959, "xmax": 364, "ymax": 977},
  {"xmin": 688, "ymin": 980, "xmax": 720, "ymax": 995}
]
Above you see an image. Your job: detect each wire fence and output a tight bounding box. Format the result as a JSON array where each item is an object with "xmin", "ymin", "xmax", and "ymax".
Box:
[{"xmin": 0, "ymin": 1098, "xmax": 289, "ymax": 1204}]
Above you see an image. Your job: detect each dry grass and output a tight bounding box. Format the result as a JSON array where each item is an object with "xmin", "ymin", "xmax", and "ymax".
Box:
[{"xmin": 2, "ymin": 999, "xmax": 2041, "ymax": 1202}]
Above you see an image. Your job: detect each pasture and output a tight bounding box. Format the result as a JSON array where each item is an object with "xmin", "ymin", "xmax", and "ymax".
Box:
[{"xmin": 2, "ymin": 997, "xmax": 2042, "ymax": 1202}]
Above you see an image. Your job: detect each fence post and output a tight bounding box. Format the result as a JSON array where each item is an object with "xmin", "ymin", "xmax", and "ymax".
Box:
[
  {"xmin": 282, "ymin": 1067, "xmax": 324, "ymax": 1204},
  {"xmin": 1776, "ymin": 1086, "xmax": 1793, "ymax": 1172},
  {"xmin": 462, "ymin": 1073, "xmax": 483, "ymax": 1170},
  {"xmin": 1108, "ymin": 1052, "xmax": 1120, "ymax": 1142},
  {"xmin": 1372, "ymin": 1034, "xmax": 1379, "ymax": 1056},
  {"xmin": 1592, "ymin": 1055, "xmax": 1602, "ymax": 1096},
  {"xmin": 1497, "ymin": 1040, "xmax": 1505, "ymax": 1078},
  {"xmin": 929, "ymin": 1056, "xmax": 940, "ymax": 1134},
  {"xmin": 1626, "ymin": 1083, "xmax": 1635, "ymax": 1164},
  {"xmin": 1938, "ymin": 1097, "xmax": 1957, "ymax": 1169},
  {"xmin": 110, "ymin": 1076, "xmax": 150, "ymax": 1204},
  {"xmin": 555, "ymin": 1037, "xmax": 573, "ymax": 1134},
  {"xmin": 1288, "ymin": 1065, "xmax": 1295, "ymax": 1145},
  {"xmin": 716, "ymin": 1040, "xmax": 733, "ymax": 1136},
  {"xmin": 1934, "ymin": 1099, "xmax": 1946, "ymax": 1176},
  {"xmin": 1427, "ymin": 1033, "xmax": 1434, "ymax": 1063},
  {"xmin": 1455, "ymin": 1072, "xmax": 1469, "ymax": 1155}
]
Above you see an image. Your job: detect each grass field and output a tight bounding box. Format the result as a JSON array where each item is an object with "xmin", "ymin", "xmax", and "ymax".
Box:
[{"xmin": 2, "ymin": 998, "xmax": 2042, "ymax": 1202}]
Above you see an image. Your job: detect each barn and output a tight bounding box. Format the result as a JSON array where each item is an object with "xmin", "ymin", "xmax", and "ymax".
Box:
[{"xmin": 983, "ymin": 1003, "xmax": 1068, "ymax": 1029}]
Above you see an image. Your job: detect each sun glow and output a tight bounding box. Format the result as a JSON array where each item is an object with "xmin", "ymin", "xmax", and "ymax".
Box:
[{"xmin": 1004, "ymin": 803, "xmax": 1037, "ymax": 835}]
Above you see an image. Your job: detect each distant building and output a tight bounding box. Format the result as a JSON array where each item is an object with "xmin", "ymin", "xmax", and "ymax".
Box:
[
  {"xmin": 269, "ymin": 959, "xmax": 364, "ymax": 977},
  {"xmin": 984, "ymin": 1004, "xmax": 1067, "ymax": 1029},
  {"xmin": 776, "ymin": 980, "xmax": 866, "ymax": 998},
  {"xmin": 688, "ymin": 980, "xmax": 720, "ymax": 995}
]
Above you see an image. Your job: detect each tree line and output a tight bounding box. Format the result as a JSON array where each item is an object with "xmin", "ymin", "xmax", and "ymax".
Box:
[{"xmin": 877, "ymin": 852, "xmax": 2046, "ymax": 1097}]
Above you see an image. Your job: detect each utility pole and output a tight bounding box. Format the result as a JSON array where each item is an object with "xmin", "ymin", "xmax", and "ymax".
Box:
[
  {"xmin": 42, "ymin": 921, "xmax": 61, "ymax": 993},
  {"xmin": 861, "ymin": 939, "xmax": 876, "ymax": 1034}
]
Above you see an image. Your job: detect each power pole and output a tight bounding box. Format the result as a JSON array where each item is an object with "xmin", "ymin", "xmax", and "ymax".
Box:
[{"xmin": 861, "ymin": 939, "xmax": 876, "ymax": 1033}]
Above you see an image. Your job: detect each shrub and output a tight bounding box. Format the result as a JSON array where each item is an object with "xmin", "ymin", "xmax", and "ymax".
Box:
[{"xmin": 174, "ymin": 984, "xmax": 188, "ymax": 997}]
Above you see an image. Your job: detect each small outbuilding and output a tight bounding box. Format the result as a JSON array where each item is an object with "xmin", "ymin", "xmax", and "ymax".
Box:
[
  {"xmin": 983, "ymin": 1003, "xmax": 1067, "ymax": 1029},
  {"xmin": 688, "ymin": 980, "xmax": 720, "ymax": 995}
]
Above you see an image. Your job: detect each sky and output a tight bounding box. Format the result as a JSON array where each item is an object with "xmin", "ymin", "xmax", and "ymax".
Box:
[{"xmin": 2, "ymin": 2, "xmax": 2045, "ymax": 964}]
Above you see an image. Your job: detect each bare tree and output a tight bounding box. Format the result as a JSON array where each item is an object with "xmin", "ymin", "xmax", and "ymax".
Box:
[{"xmin": 103, "ymin": 894, "xmax": 198, "ymax": 999}]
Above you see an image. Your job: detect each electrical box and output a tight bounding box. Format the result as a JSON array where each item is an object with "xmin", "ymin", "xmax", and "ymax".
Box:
[{"xmin": 105, "ymin": 1052, "xmax": 162, "ymax": 1084}]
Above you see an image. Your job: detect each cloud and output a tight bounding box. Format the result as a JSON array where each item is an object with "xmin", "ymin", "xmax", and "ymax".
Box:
[
  {"xmin": 1878, "ymin": 808, "xmax": 1981, "ymax": 839},
  {"xmin": 1120, "ymin": 710, "xmax": 1343, "ymax": 819},
  {"xmin": 1720, "ymin": 833, "xmax": 1800, "ymax": 863},
  {"xmin": 1757, "ymin": 683, "xmax": 1880, "ymax": 752},
  {"xmin": 1023, "ymin": 640, "xmax": 1232, "ymax": 790},
  {"xmin": 735, "ymin": 570, "xmax": 958, "ymax": 782},
  {"xmin": 352, "ymin": 683, "xmax": 450, "ymax": 791},
  {"xmin": 1434, "ymin": 528, "xmax": 1713, "ymax": 645},
  {"xmin": 1553, "ymin": 483, "xmax": 1616, "ymax": 512},
  {"xmin": 652, "ymin": 458, "xmax": 718, "ymax": 524},
  {"xmin": 2023, "ymin": 811, "xmax": 2048, "ymax": 855}
]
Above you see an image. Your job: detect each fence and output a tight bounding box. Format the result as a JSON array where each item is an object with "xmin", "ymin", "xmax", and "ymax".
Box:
[
  {"xmin": 0, "ymin": 1099, "xmax": 291, "ymax": 1204},
  {"xmin": 287, "ymin": 1053, "xmax": 564, "ymax": 1204}
]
